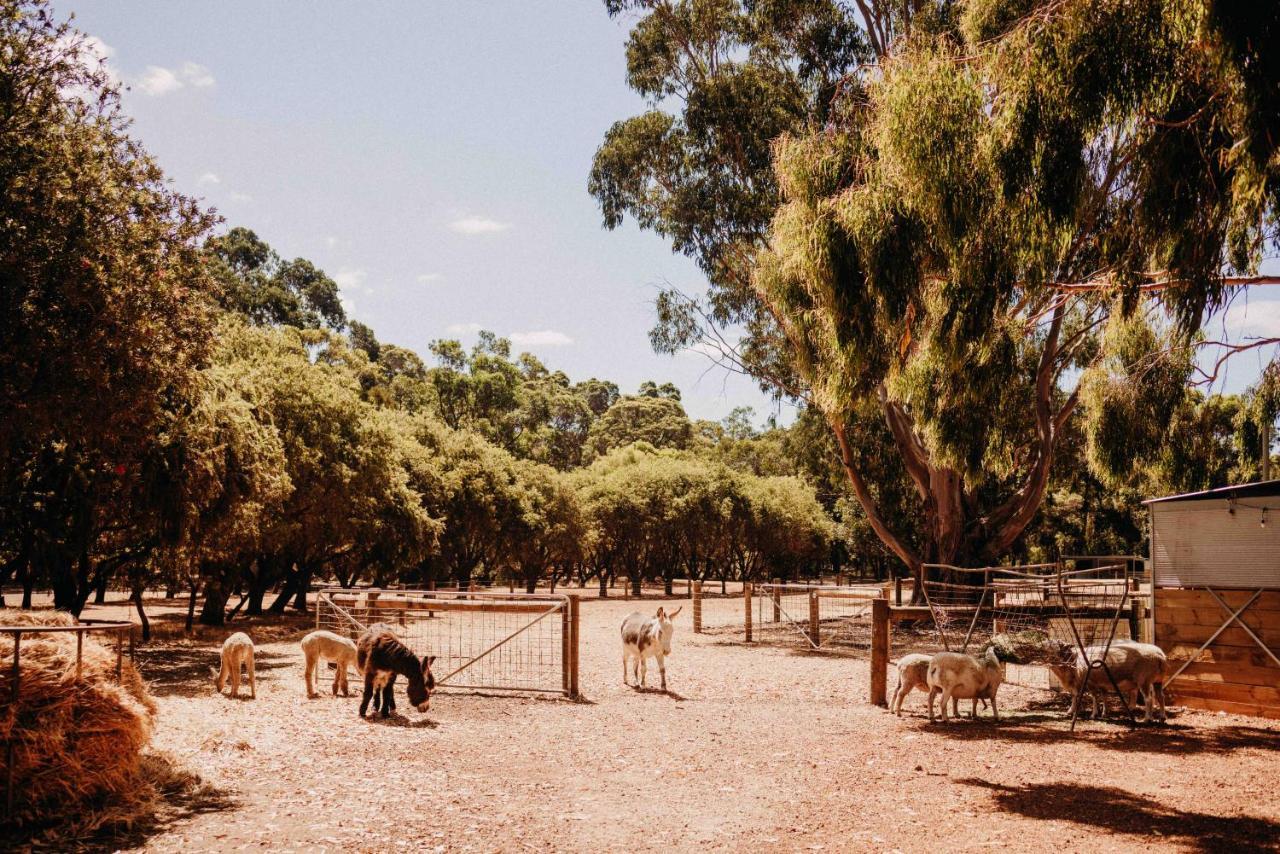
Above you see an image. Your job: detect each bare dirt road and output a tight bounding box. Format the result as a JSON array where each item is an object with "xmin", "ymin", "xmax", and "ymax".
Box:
[{"xmin": 78, "ymin": 595, "xmax": 1280, "ymax": 852}]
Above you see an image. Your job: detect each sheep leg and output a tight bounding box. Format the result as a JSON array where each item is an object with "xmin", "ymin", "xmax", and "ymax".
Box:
[
  {"xmin": 336, "ymin": 663, "xmax": 348, "ymax": 697},
  {"xmin": 891, "ymin": 682, "xmax": 905, "ymax": 716},
  {"xmin": 216, "ymin": 658, "xmax": 228, "ymax": 694},
  {"xmin": 304, "ymin": 652, "xmax": 316, "ymax": 698},
  {"xmin": 940, "ymin": 689, "xmax": 953, "ymax": 722},
  {"xmin": 990, "ymin": 692, "xmax": 999, "ymax": 723},
  {"xmin": 927, "ymin": 687, "xmax": 938, "ymax": 722},
  {"xmin": 230, "ymin": 657, "xmax": 241, "ymax": 697},
  {"xmin": 248, "ymin": 648, "xmax": 256, "ymax": 700},
  {"xmin": 622, "ymin": 652, "xmax": 629, "ymax": 686},
  {"xmin": 951, "ymin": 695, "xmax": 959, "ymax": 719}
]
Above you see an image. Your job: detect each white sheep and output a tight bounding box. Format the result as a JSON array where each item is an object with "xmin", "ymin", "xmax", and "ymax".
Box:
[
  {"xmin": 927, "ymin": 648, "xmax": 1004, "ymax": 723},
  {"xmin": 1049, "ymin": 640, "xmax": 1168, "ymax": 722},
  {"xmin": 216, "ymin": 631, "xmax": 256, "ymax": 699},
  {"xmin": 300, "ymin": 629, "xmax": 360, "ymax": 698},
  {"xmin": 891, "ymin": 654, "xmax": 932, "ymax": 716},
  {"xmin": 894, "ymin": 652, "xmax": 992, "ymax": 717}
]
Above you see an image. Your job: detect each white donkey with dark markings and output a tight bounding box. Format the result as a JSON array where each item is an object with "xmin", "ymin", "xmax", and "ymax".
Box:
[{"xmin": 621, "ymin": 606, "xmax": 682, "ymax": 691}]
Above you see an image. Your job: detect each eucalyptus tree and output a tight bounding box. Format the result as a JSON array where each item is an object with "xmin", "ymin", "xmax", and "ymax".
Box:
[
  {"xmin": 601, "ymin": 0, "xmax": 1280, "ymax": 581},
  {"xmin": 206, "ymin": 227, "xmax": 347, "ymax": 331}
]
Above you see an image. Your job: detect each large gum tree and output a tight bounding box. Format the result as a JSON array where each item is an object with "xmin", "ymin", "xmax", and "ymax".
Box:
[{"xmin": 594, "ymin": 0, "xmax": 1280, "ymax": 581}]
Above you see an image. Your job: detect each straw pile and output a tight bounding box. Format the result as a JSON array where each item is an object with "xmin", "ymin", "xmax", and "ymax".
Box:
[{"xmin": 0, "ymin": 611, "xmax": 157, "ymax": 835}]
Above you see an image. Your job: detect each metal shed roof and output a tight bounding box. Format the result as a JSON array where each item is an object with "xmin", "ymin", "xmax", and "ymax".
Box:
[{"xmin": 1143, "ymin": 480, "xmax": 1280, "ymax": 506}]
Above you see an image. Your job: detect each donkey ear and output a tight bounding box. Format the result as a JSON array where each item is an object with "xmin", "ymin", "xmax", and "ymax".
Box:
[
  {"xmin": 655, "ymin": 606, "xmax": 665, "ymax": 619},
  {"xmin": 669, "ymin": 606, "xmax": 682, "ymax": 619},
  {"xmin": 422, "ymin": 655, "xmax": 436, "ymax": 671}
]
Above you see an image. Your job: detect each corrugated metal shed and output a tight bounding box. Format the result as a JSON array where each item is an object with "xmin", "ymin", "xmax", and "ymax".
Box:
[{"xmin": 1146, "ymin": 481, "xmax": 1280, "ymax": 589}]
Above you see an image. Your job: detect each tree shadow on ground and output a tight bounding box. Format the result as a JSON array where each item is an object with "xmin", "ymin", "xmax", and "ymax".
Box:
[
  {"xmin": 958, "ymin": 778, "xmax": 1280, "ymax": 853},
  {"xmin": 907, "ymin": 708, "xmax": 1280, "ymax": 756},
  {"xmin": 137, "ymin": 644, "xmax": 292, "ymax": 698}
]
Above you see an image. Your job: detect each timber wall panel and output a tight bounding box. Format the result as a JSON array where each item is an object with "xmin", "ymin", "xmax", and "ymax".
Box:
[{"xmin": 1155, "ymin": 587, "xmax": 1280, "ymax": 720}]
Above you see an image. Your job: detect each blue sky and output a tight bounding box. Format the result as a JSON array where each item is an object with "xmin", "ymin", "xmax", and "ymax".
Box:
[
  {"xmin": 64, "ymin": 1, "xmax": 1280, "ymax": 418},
  {"xmin": 64, "ymin": 0, "xmax": 786, "ymax": 424}
]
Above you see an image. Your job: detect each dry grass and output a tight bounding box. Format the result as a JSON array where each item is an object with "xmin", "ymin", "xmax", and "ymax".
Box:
[{"xmin": 0, "ymin": 611, "xmax": 222, "ymax": 849}]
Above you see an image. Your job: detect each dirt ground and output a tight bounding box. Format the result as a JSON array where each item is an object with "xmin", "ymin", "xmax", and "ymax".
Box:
[{"xmin": 38, "ymin": 593, "xmax": 1280, "ymax": 852}]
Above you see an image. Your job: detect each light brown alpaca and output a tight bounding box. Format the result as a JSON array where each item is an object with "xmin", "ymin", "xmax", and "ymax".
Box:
[
  {"xmin": 216, "ymin": 631, "xmax": 256, "ymax": 699},
  {"xmin": 301, "ymin": 629, "xmax": 360, "ymax": 698}
]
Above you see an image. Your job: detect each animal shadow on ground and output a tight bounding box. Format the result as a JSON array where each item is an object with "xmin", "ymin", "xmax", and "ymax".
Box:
[
  {"xmin": 631, "ymin": 684, "xmax": 688, "ymax": 700},
  {"xmin": 137, "ymin": 644, "xmax": 291, "ymax": 698},
  {"xmin": 360, "ymin": 712, "xmax": 439, "ymax": 729},
  {"xmin": 912, "ymin": 706, "xmax": 1280, "ymax": 756},
  {"xmin": 958, "ymin": 778, "xmax": 1280, "ymax": 853}
]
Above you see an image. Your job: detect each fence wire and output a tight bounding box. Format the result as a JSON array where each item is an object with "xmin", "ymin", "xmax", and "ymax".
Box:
[{"xmin": 317, "ymin": 589, "xmax": 568, "ymax": 695}]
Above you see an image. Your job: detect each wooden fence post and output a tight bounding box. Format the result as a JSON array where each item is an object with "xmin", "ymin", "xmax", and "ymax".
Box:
[
  {"xmin": 772, "ymin": 577, "xmax": 781, "ymax": 623},
  {"xmin": 561, "ymin": 599, "xmax": 571, "ymax": 695},
  {"xmin": 568, "ymin": 594, "xmax": 581, "ymax": 699},
  {"xmin": 871, "ymin": 597, "xmax": 889, "ymax": 706},
  {"xmin": 809, "ymin": 590, "xmax": 821, "ymax": 647},
  {"xmin": 744, "ymin": 582, "xmax": 753, "ymax": 643},
  {"xmin": 894, "ymin": 577, "xmax": 903, "ymax": 606},
  {"xmin": 692, "ymin": 581, "xmax": 703, "ymax": 634}
]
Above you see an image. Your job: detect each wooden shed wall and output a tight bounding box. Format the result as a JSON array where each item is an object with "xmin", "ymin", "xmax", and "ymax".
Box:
[{"xmin": 1154, "ymin": 588, "xmax": 1280, "ymax": 719}]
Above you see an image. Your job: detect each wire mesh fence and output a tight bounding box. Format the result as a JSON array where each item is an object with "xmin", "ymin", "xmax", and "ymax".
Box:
[
  {"xmin": 696, "ymin": 582, "xmax": 888, "ymax": 652},
  {"xmin": 919, "ymin": 564, "xmax": 1135, "ymax": 691},
  {"xmin": 316, "ymin": 589, "xmax": 576, "ymax": 696}
]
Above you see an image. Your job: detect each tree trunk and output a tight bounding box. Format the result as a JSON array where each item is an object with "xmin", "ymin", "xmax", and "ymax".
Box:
[
  {"xmin": 132, "ymin": 587, "xmax": 151, "ymax": 643},
  {"xmin": 290, "ymin": 567, "xmax": 312, "ymax": 612},
  {"xmin": 200, "ymin": 578, "xmax": 230, "ymax": 626},
  {"xmin": 269, "ymin": 565, "xmax": 301, "ymax": 613},
  {"xmin": 93, "ymin": 569, "xmax": 109, "ymax": 605},
  {"xmin": 186, "ymin": 583, "xmax": 198, "ymax": 632}
]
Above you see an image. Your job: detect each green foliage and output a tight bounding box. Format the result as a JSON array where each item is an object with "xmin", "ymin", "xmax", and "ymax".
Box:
[
  {"xmin": 585, "ymin": 395, "xmax": 695, "ymax": 461},
  {"xmin": 206, "ymin": 227, "xmax": 347, "ymax": 331}
]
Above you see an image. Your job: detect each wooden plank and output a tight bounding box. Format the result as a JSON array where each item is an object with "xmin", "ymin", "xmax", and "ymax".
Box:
[
  {"xmin": 1170, "ymin": 661, "xmax": 1280, "ymax": 688},
  {"xmin": 1156, "ymin": 589, "xmax": 1280, "ymax": 612},
  {"xmin": 1169, "ymin": 679, "xmax": 1280, "ymax": 704},
  {"xmin": 328, "ymin": 596, "xmax": 555, "ymax": 615},
  {"xmin": 1156, "ymin": 622, "xmax": 1280, "ymax": 648},
  {"xmin": 1158, "ymin": 643, "xmax": 1280, "ymax": 668},
  {"xmin": 1157, "ymin": 605, "xmax": 1280, "ymax": 630},
  {"xmin": 889, "ymin": 606, "xmax": 932, "ymax": 623},
  {"xmin": 1174, "ymin": 694, "xmax": 1280, "ymax": 720}
]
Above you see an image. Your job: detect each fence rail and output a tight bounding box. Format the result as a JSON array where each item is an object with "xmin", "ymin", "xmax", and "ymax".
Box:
[{"xmin": 317, "ymin": 588, "xmax": 579, "ymax": 698}]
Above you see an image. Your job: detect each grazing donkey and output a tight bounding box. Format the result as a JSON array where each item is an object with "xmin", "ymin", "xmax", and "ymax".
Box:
[
  {"xmin": 355, "ymin": 625, "xmax": 436, "ymax": 718},
  {"xmin": 300, "ymin": 629, "xmax": 360, "ymax": 698},
  {"xmin": 621, "ymin": 606, "xmax": 682, "ymax": 692},
  {"xmin": 215, "ymin": 631, "xmax": 256, "ymax": 699}
]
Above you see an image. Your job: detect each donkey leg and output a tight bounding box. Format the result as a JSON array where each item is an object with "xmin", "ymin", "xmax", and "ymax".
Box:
[{"xmin": 360, "ymin": 673, "xmax": 376, "ymax": 717}]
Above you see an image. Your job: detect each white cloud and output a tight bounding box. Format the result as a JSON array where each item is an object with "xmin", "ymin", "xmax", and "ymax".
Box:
[
  {"xmin": 181, "ymin": 61, "xmax": 215, "ymax": 87},
  {"xmin": 197, "ymin": 172, "xmax": 221, "ymax": 186},
  {"xmin": 449, "ymin": 216, "xmax": 510, "ymax": 235},
  {"xmin": 445, "ymin": 322, "xmax": 483, "ymax": 336},
  {"xmin": 333, "ymin": 268, "xmax": 368, "ymax": 293},
  {"xmin": 416, "ymin": 273, "xmax": 442, "ymax": 283},
  {"xmin": 1221, "ymin": 299, "xmax": 1280, "ymax": 339},
  {"xmin": 510, "ymin": 330, "xmax": 573, "ymax": 348},
  {"xmin": 133, "ymin": 60, "xmax": 215, "ymax": 96},
  {"xmin": 341, "ymin": 295, "xmax": 356, "ymax": 315},
  {"xmin": 229, "ymin": 191, "xmax": 254, "ymax": 203},
  {"xmin": 137, "ymin": 65, "xmax": 183, "ymax": 96},
  {"xmin": 325, "ymin": 236, "xmax": 340, "ymax": 249}
]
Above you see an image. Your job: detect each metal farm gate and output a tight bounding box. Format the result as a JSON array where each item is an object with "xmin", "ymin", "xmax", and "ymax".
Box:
[{"xmin": 317, "ymin": 588, "xmax": 579, "ymax": 698}]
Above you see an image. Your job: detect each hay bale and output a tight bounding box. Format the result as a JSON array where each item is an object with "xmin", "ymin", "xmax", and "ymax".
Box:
[{"xmin": 0, "ymin": 611, "xmax": 156, "ymax": 835}]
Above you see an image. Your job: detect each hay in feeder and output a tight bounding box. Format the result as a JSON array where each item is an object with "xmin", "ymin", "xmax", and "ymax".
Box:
[
  {"xmin": 989, "ymin": 629, "xmax": 1065, "ymax": 665},
  {"xmin": 0, "ymin": 611, "xmax": 157, "ymax": 836}
]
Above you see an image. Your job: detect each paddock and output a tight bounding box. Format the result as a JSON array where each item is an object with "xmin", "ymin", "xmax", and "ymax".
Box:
[{"xmin": 21, "ymin": 590, "xmax": 1277, "ymax": 852}]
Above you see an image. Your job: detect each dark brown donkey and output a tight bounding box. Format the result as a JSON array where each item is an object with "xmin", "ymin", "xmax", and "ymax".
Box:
[{"xmin": 355, "ymin": 625, "xmax": 436, "ymax": 718}]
